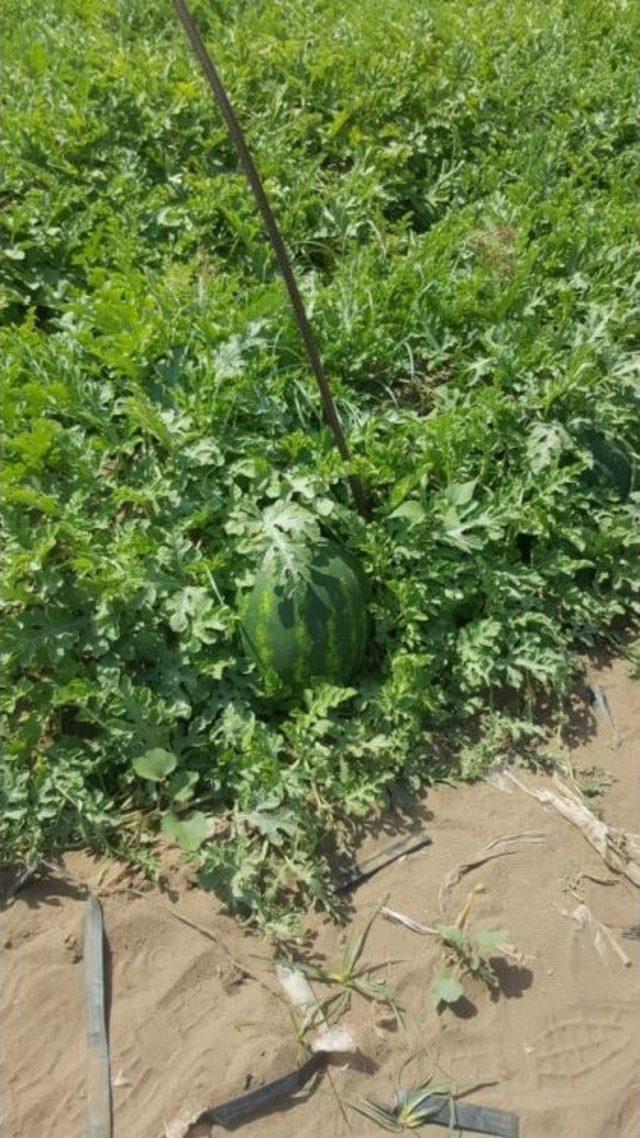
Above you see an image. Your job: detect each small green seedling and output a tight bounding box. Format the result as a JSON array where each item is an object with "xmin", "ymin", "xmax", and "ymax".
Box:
[{"xmin": 429, "ymin": 923, "xmax": 514, "ymax": 1008}]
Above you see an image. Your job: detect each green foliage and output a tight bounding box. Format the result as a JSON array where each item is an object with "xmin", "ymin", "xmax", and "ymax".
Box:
[
  {"xmin": 348, "ymin": 1076, "xmax": 477, "ymax": 1131},
  {"xmin": 276, "ymin": 901, "xmax": 402, "ymax": 1021},
  {"xmin": 161, "ymin": 809, "xmax": 209, "ymax": 852},
  {"xmin": 133, "ymin": 749, "xmax": 177, "ymax": 781},
  {"xmin": 430, "ymin": 924, "xmax": 513, "ymax": 1007},
  {"xmin": 1, "ymin": 0, "xmax": 639, "ymax": 932},
  {"xmin": 429, "ymin": 970, "xmax": 465, "ymax": 1008},
  {"xmin": 574, "ymin": 765, "xmax": 615, "ymax": 798}
]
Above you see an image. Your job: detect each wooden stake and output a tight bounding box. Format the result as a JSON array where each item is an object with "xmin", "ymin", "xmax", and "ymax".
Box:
[{"xmin": 172, "ymin": 0, "xmax": 369, "ymax": 518}]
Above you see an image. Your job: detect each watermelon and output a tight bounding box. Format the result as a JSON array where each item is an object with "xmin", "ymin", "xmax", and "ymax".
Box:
[
  {"xmin": 578, "ymin": 429, "xmax": 636, "ymax": 499},
  {"xmin": 241, "ymin": 540, "xmax": 368, "ymax": 694}
]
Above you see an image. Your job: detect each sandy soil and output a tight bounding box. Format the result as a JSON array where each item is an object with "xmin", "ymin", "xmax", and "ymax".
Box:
[{"xmin": 2, "ymin": 656, "xmax": 639, "ymax": 1138}]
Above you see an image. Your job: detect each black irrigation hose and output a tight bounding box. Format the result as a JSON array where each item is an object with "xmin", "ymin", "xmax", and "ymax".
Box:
[
  {"xmin": 335, "ymin": 832, "xmax": 432, "ymax": 892},
  {"xmin": 171, "ymin": 0, "xmax": 369, "ymax": 520},
  {"xmin": 195, "ymin": 1051, "xmax": 327, "ymax": 1129},
  {"xmin": 194, "ymin": 1058, "xmax": 519, "ymax": 1136},
  {"xmin": 408, "ymin": 1096, "xmax": 520, "ymax": 1137},
  {"xmin": 84, "ymin": 895, "xmax": 112, "ymax": 1138}
]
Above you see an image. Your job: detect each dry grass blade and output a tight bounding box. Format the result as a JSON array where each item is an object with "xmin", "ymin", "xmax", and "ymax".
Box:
[
  {"xmin": 503, "ymin": 771, "xmax": 640, "ymax": 888},
  {"xmin": 381, "ymin": 906, "xmax": 438, "ymax": 936},
  {"xmin": 578, "ymin": 872, "xmax": 618, "ymax": 887},
  {"xmin": 346, "ymin": 1096, "xmax": 402, "ymax": 1132},
  {"xmin": 438, "ymin": 832, "xmax": 545, "ymax": 913},
  {"xmin": 557, "ymin": 900, "xmax": 632, "ymax": 968},
  {"xmin": 343, "ymin": 899, "xmax": 385, "ymax": 974},
  {"xmin": 453, "ymin": 884, "xmax": 485, "ymax": 929}
]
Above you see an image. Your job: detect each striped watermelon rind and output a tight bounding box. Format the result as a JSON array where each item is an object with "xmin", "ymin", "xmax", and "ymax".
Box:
[
  {"xmin": 578, "ymin": 429, "xmax": 636, "ymax": 499},
  {"xmin": 241, "ymin": 540, "xmax": 369, "ymax": 695}
]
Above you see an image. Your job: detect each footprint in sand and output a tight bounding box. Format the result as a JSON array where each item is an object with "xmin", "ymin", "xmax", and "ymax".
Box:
[
  {"xmin": 528, "ymin": 1002, "xmax": 636, "ymax": 1087},
  {"xmin": 591, "ymin": 1082, "xmax": 640, "ymax": 1138},
  {"xmin": 617, "ymin": 1086, "xmax": 640, "ymax": 1138}
]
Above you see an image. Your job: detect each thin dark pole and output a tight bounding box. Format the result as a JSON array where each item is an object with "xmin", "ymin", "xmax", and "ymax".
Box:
[{"xmin": 172, "ymin": 0, "xmax": 369, "ymax": 519}]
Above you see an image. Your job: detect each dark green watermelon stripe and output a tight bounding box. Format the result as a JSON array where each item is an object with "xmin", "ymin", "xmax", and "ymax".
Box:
[{"xmin": 241, "ymin": 541, "xmax": 368, "ymax": 694}]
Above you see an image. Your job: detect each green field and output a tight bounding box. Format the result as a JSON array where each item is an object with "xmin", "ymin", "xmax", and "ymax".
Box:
[{"xmin": 1, "ymin": 0, "xmax": 638, "ymax": 933}]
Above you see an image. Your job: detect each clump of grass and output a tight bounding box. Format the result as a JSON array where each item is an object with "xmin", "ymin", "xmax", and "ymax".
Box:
[
  {"xmin": 277, "ymin": 902, "xmax": 403, "ymax": 1025},
  {"xmin": 347, "ymin": 1075, "xmax": 486, "ymax": 1131}
]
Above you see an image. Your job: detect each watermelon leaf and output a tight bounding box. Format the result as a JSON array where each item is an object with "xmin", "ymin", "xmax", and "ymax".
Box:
[
  {"xmin": 133, "ymin": 749, "xmax": 177, "ymax": 781},
  {"xmin": 475, "ymin": 928, "xmax": 510, "ymax": 955},
  {"xmin": 260, "ymin": 503, "xmax": 320, "ymax": 594},
  {"xmin": 241, "ymin": 808, "xmax": 298, "ymax": 846},
  {"xmin": 389, "ymin": 500, "xmax": 426, "ymax": 527},
  {"xmin": 444, "ymin": 480, "xmax": 477, "ymax": 507},
  {"xmin": 162, "ymin": 810, "xmax": 210, "ymax": 852},
  {"xmin": 166, "ymin": 769, "xmax": 199, "ymax": 805},
  {"xmin": 429, "ymin": 969, "xmax": 465, "ymax": 1007},
  {"xmin": 527, "ymin": 422, "xmax": 571, "ymax": 473}
]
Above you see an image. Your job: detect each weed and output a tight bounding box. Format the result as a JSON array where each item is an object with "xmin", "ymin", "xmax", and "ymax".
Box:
[
  {"xmin": 348, "ymin": 1075, "xmax": 484, "ymax": 1131},
  {"xmin": 574, "ymin": 765, "xmax": 615, "ymax": 798},
  {"xmin": 561, "ymin": 873, "xmax": 583, "ymax": 894},
  {"xmin": 277, "ymin": 902, "xmax": 403, "ymax": 1024}
]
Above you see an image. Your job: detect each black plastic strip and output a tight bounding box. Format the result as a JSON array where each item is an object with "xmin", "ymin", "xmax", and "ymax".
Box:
[
  {"xmin": 336, "ymin": 833, "xmax": 431, "ymax": 892},
  {"xmin": 196, "ymin": 1051, "xmax": 326, "ymax": 1130},
  {"xmin": 84, "ymin": 894, "xmax": 112, "ymax": 1138},
  {"xmin": 416, "ymin": 1095, "xmax": 519, "ymax": 1137}
]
